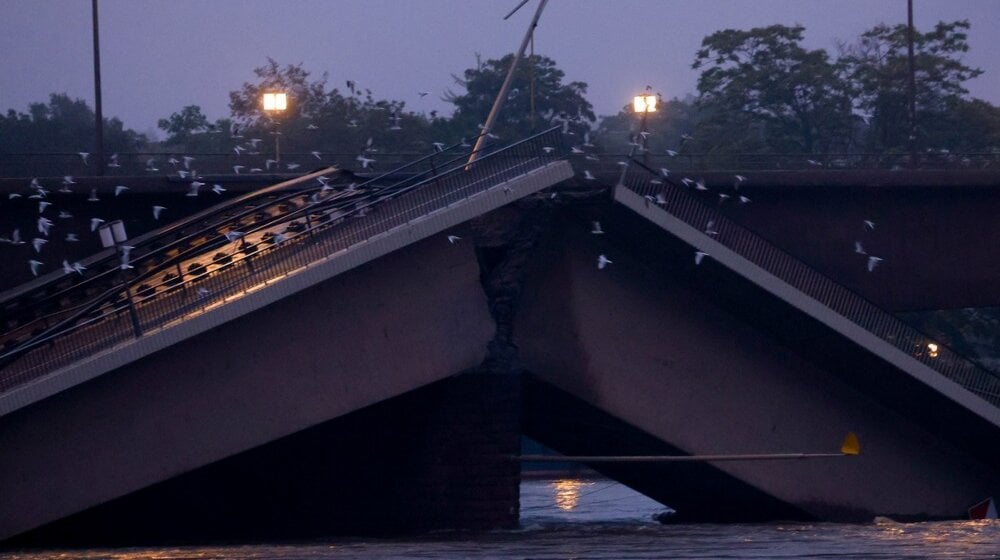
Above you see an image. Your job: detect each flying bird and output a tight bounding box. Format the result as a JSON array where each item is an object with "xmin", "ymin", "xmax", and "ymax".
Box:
[
  {"xmin": 855, "ymin": 241, "xmax": 866, "ymax": 254},
  {"xmin": 863, "ymin": 220, "xmax": 875, "ymax": 231},
  {"xmin": 211, "ymin": 184, "xmax": 226, "ymax": 195},
  {"xmin": 224, "ymin": 231, "xmax": 245, "ymax": 242},
  {"xmin": 867, "ymin": 256, "xmax": 883, "ymax": 272},
  {"xmin": 78, "ymin": 152, "xmax": 90, "ymax": 165},
  {"xmin": 591, "ymin": 221, "xmax": 604, "ymax": 234},
  {"xmin": 38, "ymin": 200, "xmax": 52, "ymax": 214},
  {"xmin": 695, "ymin": 251, "xmax": 708, "ymax": 265},
  {"xmin": 286, "ymin": 163, "xmax": 300, "ymax": 171},
  {"xmin": 447, "ymin": 235, "xmax": 461, "ymax": 244},
  {"xmin": 356, "ymin": 155, "xmax": 376, "ymax": 169},
  {"xmin": 114, "ymin": 185, "xmax": 129, "ymax": 197},
  {"xmin": 31, "ymin": 237, "xmax": 47, "ymax": 253},
  {"xmin": 183, "ymin": 156, "xmax": 195, "ymax": 169},
  {"xmin": 583, "ymin": 170, "xmax": 596, "ymax": 181},
  {"xmin": 58, "ymin": 210, "xmax": 73, "ymax": 219},
  {"xmin": 37, "ymin": 217, "xmax": 53, "ymax": 236},
  {"xmin": 88, "ymin": 189, "xmax": 99, "ymax": 202},
  {"xmin": 311, "ymin": 151, "xmax": 322, "ymax": 160},
  {"xmin": 28, "ymin": 259, "xmax": 44, "ymax": 276},
  {"xmin": 597, "ymin": 254, "xmax": 612, "ymax": 270},
  {"xmin": 233, "ymin": 165, "xmax": 245, "ymax": 174},
  {"xmin": 152, "ymin": 205, "xmax": 167, "ymax": 220},
  {"xmin": 65, "ymin": 232, "xmax": 80, "ymax": 242},
  {"xmin": 90, "ymin": 218, "xmax": 105, "ymax": 232}
]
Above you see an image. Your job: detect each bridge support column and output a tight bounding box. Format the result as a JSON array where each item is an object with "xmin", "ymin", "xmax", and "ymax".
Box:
[{"xmin": 7, "ymin": 372, "xmax": 522, "ymax": 546}]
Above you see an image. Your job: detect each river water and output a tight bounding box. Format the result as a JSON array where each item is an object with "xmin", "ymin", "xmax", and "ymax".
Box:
[{"xmin": 3, "ymin": 479, "xmax": 997, "ymax": 559}]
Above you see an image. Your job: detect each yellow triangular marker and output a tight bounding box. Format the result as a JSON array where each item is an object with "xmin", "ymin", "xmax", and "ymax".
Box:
[{"xmin": 841, "ymin": 432, "xmax": 860, "ymax": 456}]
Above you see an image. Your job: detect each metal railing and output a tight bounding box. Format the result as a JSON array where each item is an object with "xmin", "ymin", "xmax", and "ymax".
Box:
[
  {"xmin": 0, "ymin": 127, "xmax": 564, "ymax": 393},
  {"xmin": 4, "ymin": 148, "xmax": 997, "ymax": 178},
  {"xmin": 619, "ymin": 160, "xmax": 1000, "ymax": 408},
  {"xmin": 568, "ymin": 150, "xmax": 1000, "ymax": 172}
]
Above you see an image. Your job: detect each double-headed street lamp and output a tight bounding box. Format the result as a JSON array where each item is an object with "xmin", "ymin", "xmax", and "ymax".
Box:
[{"xmin": 262, "ymin": 92, "xmax": 288, "ymax": 165}]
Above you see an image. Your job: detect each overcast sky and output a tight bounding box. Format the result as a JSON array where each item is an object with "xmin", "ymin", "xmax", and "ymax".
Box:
[{"xmin": 2, "ymin": 0, "xmax": 997, "ymax": 138}]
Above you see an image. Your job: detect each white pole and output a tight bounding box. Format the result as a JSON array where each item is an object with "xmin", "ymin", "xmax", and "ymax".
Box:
[{"xmin": 466, "ymin": 0, "xmax": 550, "ymax": 167}]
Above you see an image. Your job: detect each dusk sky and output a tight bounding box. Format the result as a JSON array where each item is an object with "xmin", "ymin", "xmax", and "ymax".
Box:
[{"xmin": 2, "ymin": 0, "xmax": 998, "ymax": 138}]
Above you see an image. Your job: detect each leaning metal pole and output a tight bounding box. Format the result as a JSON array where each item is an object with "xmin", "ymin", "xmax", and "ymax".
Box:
[
  {"xmin": 92, "ymin": 0, "xmax": 105, "ymax": 176},
  {"xmin": 466, "ymin": 0, "xmax": 549, "ymax": 167}
]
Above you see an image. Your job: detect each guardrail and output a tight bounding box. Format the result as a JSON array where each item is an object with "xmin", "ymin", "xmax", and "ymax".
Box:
[
  {"xmin": 619, "ymin": 160, "xmax": 1000, "ymax": 408},
  {"xmin": 3, "ymin": 149, "xmax": 998, "ymax": 178},
  {"xmin": 0, "ymin": 127, "xmax": 565, "ymax": 393}
]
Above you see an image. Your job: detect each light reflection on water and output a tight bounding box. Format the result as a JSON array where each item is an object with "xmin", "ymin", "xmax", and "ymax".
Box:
[{"xmin": 1, "ymin": 479, "xmax": 997, "ymax": 559}]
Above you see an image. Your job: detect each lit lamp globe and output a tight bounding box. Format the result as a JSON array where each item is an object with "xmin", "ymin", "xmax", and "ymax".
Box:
[
  {"xmin": 262, "ymin": 92, "xmax": 288, "ymax": 112},
  {"xmin": 633, "ymin": 94, "xmax": 657, "ymax": 114}
]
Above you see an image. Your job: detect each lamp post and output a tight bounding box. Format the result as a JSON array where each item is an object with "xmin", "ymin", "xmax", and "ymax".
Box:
[
  {"xmin": 632, "ymin": 91, "xmax": 657, "ymax": 166},
  {"xmin": 262, "ymin": 92, "xmax": 288, "ymax": 165}
]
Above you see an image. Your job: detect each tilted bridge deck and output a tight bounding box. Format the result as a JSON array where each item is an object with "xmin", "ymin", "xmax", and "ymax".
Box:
[
  {"xmin": 0, "ymin": 127, "xmax": 573, "ymax": 416},
  {"xmin": 614, "ymin": 162, "xmax": 1000, "ymax": 430}
]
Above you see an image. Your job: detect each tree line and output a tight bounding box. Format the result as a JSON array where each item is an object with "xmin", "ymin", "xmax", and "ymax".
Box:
[{"xmin": 2, "ymin": 20, "xmax": 997, "ymax": 169}]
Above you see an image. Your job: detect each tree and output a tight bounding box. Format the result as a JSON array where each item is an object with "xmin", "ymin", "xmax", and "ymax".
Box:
[
  {"xmin": 840, "ymin": 20, "xmax": 983, "ymax": 152},
  {"xmin": 594, "ymin": 95, "xmax": 701, "ymax": 154},
  {"xmin": 691, "ymin": 25, "xmax": 857, "ymax": 155},
  {"xmin": 0, "ymin": 93, "xmax": 146, "ymax": 154},
  {"xmin": 157, "ymin": 105, "xmax": 234, "ymax": 152},
  {"xmin": 227, "ymin": 59, "xmax": 433, "ymax": 161},
  {"xmin": 445, "ymin": 54, "xmax": 595, "ymax": 143}
]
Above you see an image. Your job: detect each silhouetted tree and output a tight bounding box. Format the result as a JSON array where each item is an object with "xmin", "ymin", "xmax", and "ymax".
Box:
[
  {"xmin": 157, "ymin": 105, "xmax": 234, "ymax": 152},
  {"xmin": 0, "ymin": 93, "xmax": 146, "ymax": 154},
  {"xmin": 227, "ymin": 58, "xmax": 433, "ymax": 161},
  {"xmin": 692, "ymin": 25, "xmax": 857, "ymax": 155},
  {"xmin": 840, "ymin": 20, "xmax": 984, "ymax": 152},
  {"xmin": 444, "ymin": 53, "xmax": 595, "ymax": 143}
]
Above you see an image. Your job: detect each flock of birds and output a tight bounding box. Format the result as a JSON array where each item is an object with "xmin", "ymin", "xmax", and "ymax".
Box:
[
  {"xmin": 0, "ymin": 106, "xmax": 436, "ymax": 280},
  {"xmin": 2, "ymin": 117, "xmax": 888, "ymax": 291},
  {"xmin": 553, "ymin": 130, "xmax": 886, "ymax": 276}
]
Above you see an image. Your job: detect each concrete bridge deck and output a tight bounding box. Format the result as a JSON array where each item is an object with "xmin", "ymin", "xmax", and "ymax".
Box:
[{"xmin": 1, "ymin": 141, "xmax": 998, "ymax": 543}]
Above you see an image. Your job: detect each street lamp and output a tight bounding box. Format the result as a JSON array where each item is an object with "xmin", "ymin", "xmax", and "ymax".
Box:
[
  {"xmin": 633, "ymin": 92, "xmax": 657, "ymax": 166},
  {"xmin": 262, "ymin": 92, "xmax": 288, "ymax": 165}
]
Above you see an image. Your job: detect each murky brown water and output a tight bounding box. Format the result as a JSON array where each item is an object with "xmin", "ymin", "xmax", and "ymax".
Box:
[{"xmin": 3, "ymin": 479, "xmax": 997, "ymax": 559}]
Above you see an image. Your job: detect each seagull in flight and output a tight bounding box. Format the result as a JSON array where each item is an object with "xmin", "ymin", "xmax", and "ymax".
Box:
[
  {"xmin": 418, "ymin": 91, "xmax": 430, "ymax": 97},
  {"xmin": 863, "ymin": 220, "xmax": 875, "ymax": 231},
  {"xmin": 356, "ymin": 155, "xmax": 376, "ymax": 169},
  {"xmin": 447, "ymin": 235, "xmax": 461, "ymax": 244},
  {"xmin": 152, "ymin": 205, "xmax": 167, "ymax": 220},
  {"xmin": 597, "ymin": 254, "xmax": 613, "ymax": 270},
  {"xmin": 65, "ymin": 232, "xmax": 79, "ymax": 242},
  {"xmin": 590, "ymin": 221, "xmax": 604, "ymax": 234},
  {"xmin": 694, "ymin": 251, "xmax": 708, "ymax": 265},
  {"xmin": 583, "ymin": 170, "xmax": 596, "ymax": 181},
  {"xmin": 114, "ymin": 185, "xmax": 129, "ymax": 196},
  {"xmin": 37, "ymin": 217, "xmax": 53, "ymax": 236},
  {"xmin": 90, "ymin": 218, "xmax": 105, "ymax": 231},
  {"xmin": 38, "ymin": 200, "xmax": 52, "ymax": 214},
  {"xmin": 88, "ymin": 189, "xmax": 99, "ymax": 202},
  {"xmin": 855, "ymin": 241, "xmax": 866, "ymax": 255},
  {"xmin": 211, "ymin": 184, "xmax": 226, "ymax": 195},
  {"xmin": 29, "ymin": 259, "xmax": 44, "ymax": 276},
  {"xmin": 78, "ymin": 152, "xmax": 90, "ymax": 165},
  {"xmin": 32, "ymin": 237, "xmax": 47, "ymax": 253},
  {"xmin": 867, "ymin": 256, "xmax": 883, "ymax": 272},
  {"xmin": 311, "ymin": 151, "xmax": 322, "ymax": 160},
  {"xmin": 233, "ymin": 165, "xmax": 245, "ymax": 174},
  {"xmin": 224, "ymin": 231, "xmax": 245, "ymax": 242}
]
